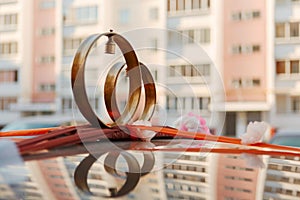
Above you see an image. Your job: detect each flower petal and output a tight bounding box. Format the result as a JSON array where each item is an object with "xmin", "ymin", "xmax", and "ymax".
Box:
[
  {"xmin": 241, "ymin": 121, "xmax": 269, "ymax": 144},
  {"xmin": 132, "ymin": 120, "xmax": 156, "ymax": 142}
]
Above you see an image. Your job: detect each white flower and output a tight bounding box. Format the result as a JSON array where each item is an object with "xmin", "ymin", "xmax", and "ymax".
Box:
[
  {"xmin": 132, "ymin": 120, "xmax": 156, "ymax": 142},
  {"xmin": 240, "ymin": 121, "xmax": 269, "ymax": 144}
]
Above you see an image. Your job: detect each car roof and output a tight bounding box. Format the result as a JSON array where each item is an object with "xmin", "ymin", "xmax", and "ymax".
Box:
[
  {"xmin": 273, "ymin": 130, "xmax": 300, "ymax": 137},
  {"xmin": 1, "ymin": 115, "xmax": 77, "ymax": 131}
]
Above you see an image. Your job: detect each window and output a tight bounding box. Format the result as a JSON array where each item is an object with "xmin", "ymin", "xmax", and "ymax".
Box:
[
  {"xmin": 63, "ymin": 38, "xmax": 83, "ymax": 53},
  {"xmin": 191, "ymin": 97, "xmax": 210, "ymax": 110},
  {"xmin": 232, "ymin": 79, "xmax": 242, "ymax": 88},
  {"xmin": 232, "ymin": 10, "xmax": 260, "ymax": 21},
  {"xmin": 276, "ymin": 23, "xmax": 285, "ymax": 38},
  {"xmin": 0, "ymin": 97, "xmax": 17, "ymax": 110},
  {"xmin": 232, "ymin": 45, "xmax": 242, "ymax": 54},
  {"xmin": 168, "ymin": 64, "xmax": 210, "ymax": 77},
  {"xmin": 149, "ymin": 7, "xmax": 159, "ymax": 20},
  {"xmin": 39, "ymin": 83, "xmax": 55, "ymax": 92},
  {"xmin": 290, "ymin": 60, "xmax": 299, "ymax": 73},
  {"xmin": 276, "ymin": 61, "xmax": 285, "ymax": 74},
  {"xmin": 168, "ymin": 0, "xmax": 176, "ymax": 12},
  {"xmin": 49, "ymin": 174, "xmax": 63, "ymax": 178},
  {"xmin": 0, "ymin": 42, "xmax": 18, "ymax": 55},
  {"xmin": 38, "ymin": 56, "xmax": 55, "ymax": 64},
  {"xmin": 232, "ymin": 12, "xmax": 242, "ymax": 21},
  {"xmin": 276, "ymin": 59, "xmax": 300, "ymax": 75},
  {"xmin": 232, "ymin": 44, "xmax": 260, "ymax": 54},
  {"xmin": 232, "ymin": 78, "xmax": 260, "ymax": 88},
  {"xmin": 192, "ymin": 0, "xmax": 201, "ymax": 9},
  {"xmin": 119, "ymin": 9, "xmax": 130, "ymax": 24},
  {"xmin": 169, "ymin": 65, "xmax": 176, "ymax": 77},
  {"xmin": 291, "ymin": 96, "xmax": 300, "ymax": 112},
  {"xmin": 185, "ymin": 65, "xmax": 193, "ymax": 76},
  {"xmin": 0, "ymin": 13, "xmax": 18, "ymax": 29},
  {"xmin": 247, "ymin": 111, "xmax": 261, "ymax": 124},
  {"xmin": 290, "ymin": 22, "xmax": 299, "ymax": 37},
  {"xmin": 199, "ymin": 97, "xmax": 210, "ymax": 110},
  {"xmin": 168, "ymin": 28, "xmax": 210, "ymax": 45},
  {"xmin": 195, "ymin": 64, "xmax": 210, "ymax": 76},
  {"xmin": 62, "ymin": 98, "xmax": 72, "ymax": 112},
  {"xmin": 168, "ymin": 0, "xmax": 209, "ymax": 13},
  {"xmin": 252, "ymin": 45, "xmax": 260, "ymax": 52},
  {"xmin": 166, "ymin": 96, "xmax": 178, "ymax": 110},
  {"xmin": 252, "ymin": 11, "xmax": 260, "ymax": 18},
  {"xmin": 39, "ymin": 27, "xmax": 55, "ymax": 36},
  {"xmin": 188, "ymin": 30, "xmax": 194, "ymax": 43},
  {"xmin": 252, "ymin": 79, "xmax": 260, "ymax": 86},
  {"xmin": 176, "ymin": 0, "xmax": 185, "ymax": 11},
  {"xmin": 199, "ymin": 28, "xmax": 210, "ymax": 43},
  {"xmin": 0, "ymin": 70, "xmax": 18, "ymax": 83},
  {"xmin": 244, "ymin": 12, "xmax": 253, "ymax": 19},
  {"xmin": 178, "ymin": 97, "xmax": 186, "ymax": 109},
  {"xmin": 75, "ymin": 6, "xmax": 98, "ymax": 23}
]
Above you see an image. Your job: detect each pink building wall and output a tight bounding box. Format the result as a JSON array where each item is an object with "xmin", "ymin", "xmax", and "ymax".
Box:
[
  {"xmin": 216, "ymin": 155, "xmax": 259, "ymax": 200},
  {"xmin": 223, "ymin": 0, "xmax": 267, "ymax": 102},
  {"xmin": 32, "ymin": 0, "xmax": 56, "ymax": 103},
  {"xmin": 38, "ymin": 160, "xmax": 76, "ymax": 200}
]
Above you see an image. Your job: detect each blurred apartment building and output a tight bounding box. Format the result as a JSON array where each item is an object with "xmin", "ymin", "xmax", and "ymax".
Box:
[
  {"xmin": 263, "ymin": 155, "xmax": 300, "ymax": 199},
  {"xmin": 2, "ymin": 150, "xmax": 300, "ymax": 199},
  {"xmin": 215, "ymin": 154, "xmax": 261, "ymax": 200},
  {"xmin": 0, "ymin": 0, "xmax": 300, "ymax": 134},
  {"xmin": 163, "ymin": 152, "xmax": 216, "ymax": 199},
  {"xmin": 270, "ymin": 0, "xmax": 300, "ymax": 130},
  {"xmin": 221, "ymin": 0, "xmax": 272, "ymax": 137},
  {"xmin": 165, "ymin": 0, "xmax": 224, "ymax": 132}
]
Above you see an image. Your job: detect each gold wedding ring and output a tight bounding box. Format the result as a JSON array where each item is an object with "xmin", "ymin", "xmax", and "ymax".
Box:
[{"xmin": 71, "ymin": 31, "xmax": 156, "ymax": 128}]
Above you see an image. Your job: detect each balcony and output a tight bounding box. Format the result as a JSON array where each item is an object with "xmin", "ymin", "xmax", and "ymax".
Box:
[
  {"xmin": 0, "ymin": 83, "xmax": 20, "ymax": 96},
  {"xmin": 10, "ymin": 102, "xmax": 56, "ymax": 112}
]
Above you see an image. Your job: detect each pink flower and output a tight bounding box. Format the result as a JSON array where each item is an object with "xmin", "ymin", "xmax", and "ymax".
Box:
[{"xmin": 174, "ymin": 112, "xmax": 210, "ymax": 134}]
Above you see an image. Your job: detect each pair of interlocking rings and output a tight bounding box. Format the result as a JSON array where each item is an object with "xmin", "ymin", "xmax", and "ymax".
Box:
[
  {"xmin": 71, "ymin": 31, "xmax": 156, "ymax": 128},
  {"xmin": 74, "ymin": 151, "xmax": 155, "ymax": 198},
  {"xmin": 71, "ymin": 31, "xmax": 157, "ymax": 197}
]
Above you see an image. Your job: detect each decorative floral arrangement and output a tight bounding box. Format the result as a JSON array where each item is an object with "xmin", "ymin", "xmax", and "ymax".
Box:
[
  {"xmin": 240, "ymin": 121, "xmax": 269, "ymax": 145},
  {"xmin": 174, "ymin": 112, "xmax": 210, "ymax": 134},
  {"xmin": 131, "ymin": 112, "xmax": 210, "ymax": 142}
]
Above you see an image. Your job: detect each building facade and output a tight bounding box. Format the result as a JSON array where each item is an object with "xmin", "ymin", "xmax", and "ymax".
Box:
[
  {"xmin": 263, "ymin": 155, "xmax": 300, "ymax": 199},
  {"xmin": 166, "ymin": 0, "xmax": 224, "ymax": 134},
  {"xmin": 1, "ymin": 0, "xmax": 300, "ymax": 135},
  {"xmin": 0, "ymin": 0, "xmax": 27, "ymax": 125},
  {"xmin": 222, "ymin": 0, "xmax": 272, "ymax": 136},
  {"xmin": 270, "ymin": 0, "xmax": 300, "ymax": 130}
]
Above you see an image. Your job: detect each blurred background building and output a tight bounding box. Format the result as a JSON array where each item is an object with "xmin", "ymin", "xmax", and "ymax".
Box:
[
  {"xmin": 263, "ymin": 155, "xmax": 300, "ymax": 199},
  {"xmin": 3, "ymin": 150, "xmax": 300, "ymax": 200},
  {"xmin": 0, "ymin": 0, "xmax": 300, "ymax": 136}
]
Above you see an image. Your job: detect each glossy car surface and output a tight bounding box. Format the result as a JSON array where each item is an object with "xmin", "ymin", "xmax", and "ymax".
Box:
[
  {"xmin": 270, "ymin": 130, "xmax": 300, "ymax": 147},
  {"xmin": 1, "ymin": 138, "xmax": 300, "ymax": 200},
  {"xmin": 1, "ymin": 115, "xmax": 76, "ymax": 132}
]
